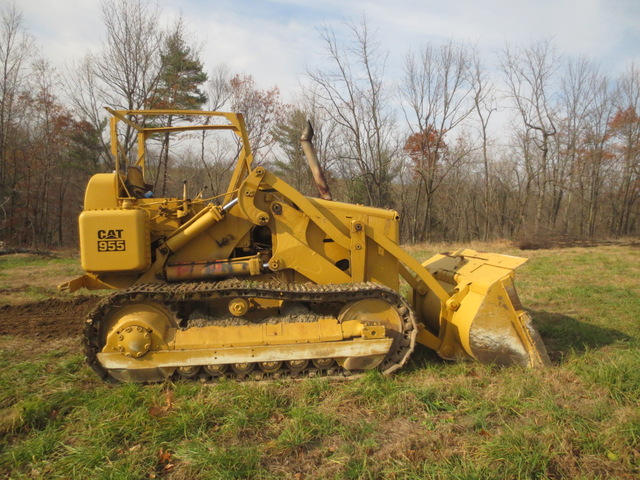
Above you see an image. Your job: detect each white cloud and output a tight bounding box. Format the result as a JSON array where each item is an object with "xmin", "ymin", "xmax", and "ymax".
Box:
[
  {"xmin": 18, "ymin": 0, "xmax": 102, "ymax": 64},
  {"xmin": 9, "ymin": 0, "xmax": 640, "ymax": 102}
]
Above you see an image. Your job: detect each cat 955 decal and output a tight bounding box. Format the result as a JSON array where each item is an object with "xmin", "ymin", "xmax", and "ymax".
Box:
[{"xmin": 97, "ymin": 229, "xmax": 126, "ymax": 252}]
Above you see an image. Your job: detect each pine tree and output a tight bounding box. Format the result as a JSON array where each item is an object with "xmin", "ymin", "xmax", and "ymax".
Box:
[
  {"xmin": 271, "ymin": 109, "xmax": 315, "ymax": 195},
  {"xmin": 149, "ymin": 18, "xmax": 208, "ymax": 195},
  {"xmin": 152, "ymin": 21, "xmax": 207, "ymax": 110}
]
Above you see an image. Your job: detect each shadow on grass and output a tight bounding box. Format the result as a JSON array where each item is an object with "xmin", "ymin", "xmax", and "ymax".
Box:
[
  {"xmin": 404, "ymin": 310, "xmax": 632, "ymax": 371},
  {"xmin": 530, "ymin": 310, "xmax": 632, "ymax": 364},
  {"xmin": 405, "ymin": 345, "xmax": 446, "ymax": 372}
]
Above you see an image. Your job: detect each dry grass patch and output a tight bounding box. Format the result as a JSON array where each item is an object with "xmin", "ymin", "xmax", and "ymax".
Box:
[{"xmin": 0, "ymin": 253, "xmax": 84, "ymax": 305}]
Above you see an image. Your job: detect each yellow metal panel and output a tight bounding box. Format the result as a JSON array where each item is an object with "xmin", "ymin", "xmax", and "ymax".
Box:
[
  {"xmin": 366, "ymin": 224, "xmax": 451, "ymax": 303},
  {"xmin": 173, "ymin": 317, "xmax": 346, "ymax": 349},
  {"xmin": 312, "ymin": 197, "xmax": 399, "ymax": 221},
  {"xmin": 84, "ymin": 173, "xmax": 119, "ymax": 210},
  {"xmin": 58, "ymin": 272, "xmax": 138, "ymax": 292},
  {"xmin": 261, "ymin": 171, "xmax": 351, "ymax": 248},
  {"xmin": 270, "ymin": 201, "xmax": 351, "ymax": 284},
  {"xmin": 350, "ymin": 220, "xmax": 366, "ymax": 282},
  {"xmin": 97, "ymin": 338, "xmax": 393, "ymax": 370},
  {"xmin": 79, "ymin": 209, "xmax": 150, "ymax": 272}
]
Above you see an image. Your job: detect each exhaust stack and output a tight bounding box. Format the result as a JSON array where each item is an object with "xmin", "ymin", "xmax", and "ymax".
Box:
[{"xmin": 301, "ymin": 121, "xmax": 332, "ymax": 201}]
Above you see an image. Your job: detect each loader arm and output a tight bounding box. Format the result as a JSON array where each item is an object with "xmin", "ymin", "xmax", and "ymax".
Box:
[{"xmin": 235, "ymin": 167, "xmax": 550, "ymax": 368}]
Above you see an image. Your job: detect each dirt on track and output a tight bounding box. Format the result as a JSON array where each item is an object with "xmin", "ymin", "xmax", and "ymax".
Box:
[{"xmin": 0, "ymin": 296, "xmax": 100, "ymax": 339}]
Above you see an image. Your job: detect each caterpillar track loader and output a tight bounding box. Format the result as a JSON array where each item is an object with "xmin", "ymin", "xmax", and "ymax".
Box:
[{"xmin": 61, "ymin": 109, "xmax": 550, "ymax": 383}]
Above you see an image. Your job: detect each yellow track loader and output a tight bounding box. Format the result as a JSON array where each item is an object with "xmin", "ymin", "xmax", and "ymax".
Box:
[{"xmin": 61, "ymin": 109, "xmax": 549, "ymax": 382}]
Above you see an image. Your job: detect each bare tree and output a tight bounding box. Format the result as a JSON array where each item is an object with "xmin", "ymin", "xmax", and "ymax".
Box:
[
  {"xmin": 470, "ymin": 48, "xmax": 496, "ymax": 240},
  {"xmin": 198, "ymin": 63, "xmax": 232, "ymax": 195},
  {"xmin": 0, "ymin": 5, "xmax": 32, "ymax": 177},
  {"xmin": 206, "ymin": 64, "xmax": 232, "ymax": 111},
  {"xmin": 228, "ymin": 74, "xmax": 286, "ymax": 163},
  {"xmin": 399, "ymin": 40, "xmax": 476, "ymax": 242},
  {"xmin": 0, "ymin": 4, "xmax": 31, "ymax": 151},
  {"xmin": 306, "ymin": 16, "xmax": 397, "ymax": 208},
  {"xmin": 609, "ymin": 63, "xmax": 640, "ymax": 236},
  {"xmin": 557, "ymin": 58, "xmax": 615, "ymax": 236},
  {"xmin": 499, "ymin": 40, "xmax": 560, "ymax": 234},
  {"xmin": 65, "ymin": 56, "xmax": 111, "ymax": 166},
  {"xmin": 65, "ymin": 0, "xmax": 164, "ymax": 165},
  {"xmin": 0, "ymin": 4, "xmax": 33, "ymax": 241}
]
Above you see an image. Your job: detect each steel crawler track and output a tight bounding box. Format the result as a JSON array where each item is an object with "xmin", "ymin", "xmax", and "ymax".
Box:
[{"xmin": 84, "ymin": 280, "xmax": 418, "ymax": 382}]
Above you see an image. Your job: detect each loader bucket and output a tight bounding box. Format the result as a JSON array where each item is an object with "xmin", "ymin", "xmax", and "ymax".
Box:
[{"xmin": 417, "ymin": 249, "xmax": 550, "ymax": 367}]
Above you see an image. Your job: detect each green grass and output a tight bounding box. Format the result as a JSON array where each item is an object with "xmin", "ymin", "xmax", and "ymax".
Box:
[
  {"xmin": 1, "ymin": 244, "xmax": 639, "ymax": 478},
  {"xmin": 0, "ymin": 254, "xmax": 78, "ymax": 269},
  {"xmin": 0, "ymin": 253, "xmax": 84, "ymax": 305}
]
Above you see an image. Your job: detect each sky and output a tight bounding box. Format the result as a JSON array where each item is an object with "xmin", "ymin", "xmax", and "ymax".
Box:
[{"xmin": 11, "ymin": 0, "xmax": 640, "ymax": 103}]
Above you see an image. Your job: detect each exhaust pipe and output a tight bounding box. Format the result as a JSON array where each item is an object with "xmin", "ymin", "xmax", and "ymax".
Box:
[{"xmin": 301, "ymin": 121, "xmax": 332, "ymax": 201}]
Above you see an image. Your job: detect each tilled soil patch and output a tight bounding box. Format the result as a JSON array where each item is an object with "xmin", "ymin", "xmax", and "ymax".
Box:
[{"xmin": 0, "ymin": 296, "xmax": 100, "ymax": 339}]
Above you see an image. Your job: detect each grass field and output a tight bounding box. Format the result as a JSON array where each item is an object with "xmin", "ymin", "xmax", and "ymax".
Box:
[{"xmin": 0, "ymin": 243, "xmax": 638, "ymax": 479}]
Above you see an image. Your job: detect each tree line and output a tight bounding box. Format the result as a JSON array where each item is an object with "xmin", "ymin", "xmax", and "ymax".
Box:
[{"xmin": 0, "ymin": 1, "xmax": 637, "ymax": 248}]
